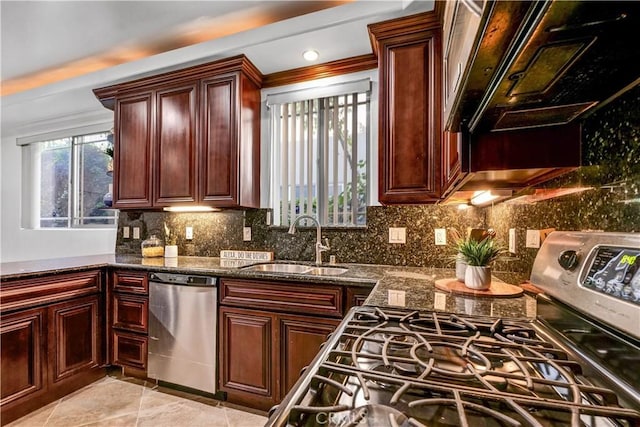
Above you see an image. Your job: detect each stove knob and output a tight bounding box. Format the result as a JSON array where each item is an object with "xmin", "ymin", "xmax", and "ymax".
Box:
[{"xmin": 558, "ymin": 250, "xmax": 579, "ymax": 270}]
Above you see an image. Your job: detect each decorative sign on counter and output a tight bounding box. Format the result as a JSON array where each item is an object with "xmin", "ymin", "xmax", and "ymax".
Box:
[{"xmin": 220, "ymin": 250, "xmax": 274, "ymax": 261}]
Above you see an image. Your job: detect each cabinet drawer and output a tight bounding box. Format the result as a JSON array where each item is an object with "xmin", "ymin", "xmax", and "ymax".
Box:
[
  {"xmin": 220, "ymin": 279, "xmax": 343, "ymax": 318},
  {"xmin": 113, "ymin": 294, "xmax": 148, "ymax": 333},
  {"xmin": 0, "ymin": 270, "xmax": 101, "ymax": 313},
  {"xmin": 112, "ymin": 271, "xmax": 148, "ymax": 294},
  {"xmin": 113, "ymin": 330, "xmax": 147, "ymax": 371}
]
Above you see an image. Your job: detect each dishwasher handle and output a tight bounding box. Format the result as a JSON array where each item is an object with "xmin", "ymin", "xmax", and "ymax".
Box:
[{"xmin": 149, "ymin": 272, "xmax": 217, "ymax": 286}]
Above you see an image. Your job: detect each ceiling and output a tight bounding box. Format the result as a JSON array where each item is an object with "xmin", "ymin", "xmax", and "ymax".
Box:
[{"xmin": 0, "ymin": 0, "xmax": 433, "ymax": 137}]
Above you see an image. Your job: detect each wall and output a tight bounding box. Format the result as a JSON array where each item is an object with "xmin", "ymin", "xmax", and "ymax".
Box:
[
  {"xmin": 116, "ymin": 205, "xmax": 485, "ymax": 267},
  {"xmin": 0, "ymin": 111, "xmax": 117, "ymax": 263},
  {"xmin": 486, "ymin": 85, "xmax": 640, "ymax": 274}
]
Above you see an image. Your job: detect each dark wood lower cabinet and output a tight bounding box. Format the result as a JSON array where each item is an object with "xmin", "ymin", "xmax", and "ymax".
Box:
[
  {"xmin": 109, "ymin": 270, "xmax": 149, "ymax": 378},
  {"xmin": 220, "ymin": 307, "xmax": 278, "ymax": 411},
  {"xmin": 219, "ymin": 307, "xmax": 339, "ymax": 411},
  {"xmin": 0, "ymin": 272, "xmax": 105, "ymax": 426},
  {"xmin": 0, "ymin": 308, "xmax": 45, "ymax": 408},
  {"xmin": 112, "ymin": 330, "xmax": 147, "ymax": 371},
  {"xmin": 280, "ymin": 314, "xmax": 339, "ymax": 396},
  {"xmin": 49, "ymin": 296, "xmax": 102, "ymax": 383}
]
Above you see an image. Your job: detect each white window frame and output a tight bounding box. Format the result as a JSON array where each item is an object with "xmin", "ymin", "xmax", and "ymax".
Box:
[
  {"xmin": 19, "ymin": 122, "xmax": 117, "ymax": 230},
  {"xmin": 260, "ymin": 70, "xmax": 379, "ymax": 227}
]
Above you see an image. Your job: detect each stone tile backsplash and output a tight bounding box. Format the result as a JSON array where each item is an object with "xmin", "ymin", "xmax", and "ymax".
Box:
[{"xmin": 116, "ymin": 205, "xmax": 485, "ymax": 268}]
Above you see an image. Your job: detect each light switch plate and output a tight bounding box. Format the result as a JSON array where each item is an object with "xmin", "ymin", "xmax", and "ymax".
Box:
[
  {"xmin": 526, "ymin": 229, "xmax": 540, "ymax": 248},
  {"xmin": 508, "ymin": 228, "xmax": 516, "ymax": 253},
  {"xmin": 122, "ymin": 226, "xmax": 130, "ymax": 239},
  {"xmin": 186, "ymin": 226, "xmax": 193, "ymax": 240},
  {"xmin": 434, "ymin": 228, "xmax": 447, "ymax": 245},
  {"xmin": 243, "ymin": 227, "xmax": 252, "ymax": 241},
  {"xmin": 388, "ymin": 290, "xmax": 406, "ymax": 307},
  {"xmin": 132, "ymin": 227, "xmax": 140, "ymax": 240},
  {"xmin": 389, "ymin": 227, "xmax": 406, "ymax": 244}
]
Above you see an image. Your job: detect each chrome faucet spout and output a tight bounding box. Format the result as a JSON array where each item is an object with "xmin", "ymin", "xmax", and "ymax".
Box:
[{"xmin": 288, "ymin": 215, "xmax": 330, "ymax": 265}]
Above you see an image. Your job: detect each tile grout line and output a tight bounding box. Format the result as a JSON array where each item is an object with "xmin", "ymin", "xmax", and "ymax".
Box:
[
  {"xmin": 222, "ymin": 404, "xmax": 231, "ymax": 427},
  {"xmin": 41, "ymin": 397, "xmax": 63, "ymax": 426},
  {"xmin": 134, "ymin": 380, "xmax": 147, "ymax": 427}
]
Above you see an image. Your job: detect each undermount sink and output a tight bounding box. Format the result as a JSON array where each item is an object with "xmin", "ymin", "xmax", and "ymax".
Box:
[
  {"xmin": 241, "ymin": 263, "xmax": 312, "ymax": 274},
  {"xmin": 306, "ymin": 267, "xmax": 348, "ymax": 276},
  {"xmin": 240, "ymin": 263, "xmax": 348, "ymax": 276}
]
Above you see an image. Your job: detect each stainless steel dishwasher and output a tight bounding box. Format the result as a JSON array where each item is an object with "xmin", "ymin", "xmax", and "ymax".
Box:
[{"xmin": 148, "ymin": 272, "xmax": 217, "ymax": 394}]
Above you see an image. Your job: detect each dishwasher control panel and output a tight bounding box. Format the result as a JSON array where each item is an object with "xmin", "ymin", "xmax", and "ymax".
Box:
[{"xmin": 149, "ymin": 272, "xmax": 216, "ymax": 286}]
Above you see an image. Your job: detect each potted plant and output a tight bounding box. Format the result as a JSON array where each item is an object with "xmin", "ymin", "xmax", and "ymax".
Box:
[{"xmin": 456, "ymin": 237, "xmax": 504, "ymax": 290}]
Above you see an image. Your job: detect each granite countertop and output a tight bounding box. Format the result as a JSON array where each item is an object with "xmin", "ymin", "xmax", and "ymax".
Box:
[{"xmin": 0, "ymin": 255, "xmax": 535, "ymax": 319}]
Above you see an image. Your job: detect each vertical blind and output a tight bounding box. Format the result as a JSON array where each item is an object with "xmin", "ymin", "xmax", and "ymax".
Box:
[{"xmin": 269, "ymin": 89, "xmax": 370, "ymax": 227}]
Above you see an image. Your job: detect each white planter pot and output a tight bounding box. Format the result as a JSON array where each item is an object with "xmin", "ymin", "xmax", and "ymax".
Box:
[
  {"xmin": 455, "ymin": 256, "xmax": 468, "ymax": 283},
  {"xmin": 464, "ymin": 266, "xmax": 492, "ymax": 290},
  {"xmin": 164, "ymin": 245, "xmax": 178, "ymax": 258}
]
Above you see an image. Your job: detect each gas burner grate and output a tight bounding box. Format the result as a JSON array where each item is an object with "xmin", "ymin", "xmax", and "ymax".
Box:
[{"xmin": 283, "ymin": 306, "xmax": 640, "ymax": 427}]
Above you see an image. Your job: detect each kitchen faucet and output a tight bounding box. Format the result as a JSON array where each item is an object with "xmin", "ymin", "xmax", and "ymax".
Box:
[{"xmin": 288, "ymin": 215, "xmax": 330, "ymax": 265}]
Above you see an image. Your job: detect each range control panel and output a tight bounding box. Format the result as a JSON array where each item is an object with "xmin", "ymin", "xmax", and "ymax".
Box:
[{"xmin": 583, "ymin": 246, "xmax": 640, "ymax": 305}]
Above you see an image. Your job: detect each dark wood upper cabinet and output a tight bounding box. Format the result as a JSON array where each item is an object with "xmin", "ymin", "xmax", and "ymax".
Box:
[
  {"xmin": 93, "ymin": 55, "xmax": 262, "ymax": 209},
  {"xmin": 113, "ymin": 93, "xmax": 154, "ymax": 209},
  {"xmin": 369, "ymin": 11, "xmax": 443, "ymax": 204},
  {"xmin": 154, "ymin": 82, "xmax": 198, "ymax": 206},
  {"xmin": 441, "ymin": 130, "xmax": 466, "ymax": 197},
  {"xmin": 199, "ymin": 73, "xmax": 260, "ymax": 207}
]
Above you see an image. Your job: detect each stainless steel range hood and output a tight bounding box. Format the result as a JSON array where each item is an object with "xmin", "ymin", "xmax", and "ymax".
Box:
[{"xmin": 447, "ymin": 0, "xmax": 640, "ymax": 133}]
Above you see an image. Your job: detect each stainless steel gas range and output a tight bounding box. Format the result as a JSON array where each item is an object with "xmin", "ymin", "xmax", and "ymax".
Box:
[{"xmin": 265, "ymin": 231, "xmax": 640, "ymax": 426}]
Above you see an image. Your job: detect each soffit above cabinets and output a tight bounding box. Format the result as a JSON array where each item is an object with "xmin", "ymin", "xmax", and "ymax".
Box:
[{"xmin": 448, "ymin": 0, "xmax": 640, "ymax": 133}]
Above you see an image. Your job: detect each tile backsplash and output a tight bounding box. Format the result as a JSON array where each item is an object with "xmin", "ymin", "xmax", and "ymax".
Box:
[
  {"xmin": 116, "ymin": 85, "xmax": 640, "ymax": 274},
  {"xmin": 116, "ymin": 205, "xmax": 485, "ymax": 268}
]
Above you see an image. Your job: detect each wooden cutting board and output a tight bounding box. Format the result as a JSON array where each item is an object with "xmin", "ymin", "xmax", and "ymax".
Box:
[{"xmin": 435, "ymin": 278, "xmax": 524, "ymax": 298}]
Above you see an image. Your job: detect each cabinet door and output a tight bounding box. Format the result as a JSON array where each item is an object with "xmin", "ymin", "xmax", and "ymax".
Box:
[
  {"xmin": 114, "ymin": 92, "xmax": 154, "ymax": 208},
  {"xmin": 378, "ymin": 31, "xmax": 442, "ymax": 204},
  {"xmin": 441, "ymin": 130, "xmax": 466, "ymax": 196},
  {"xmin": 280, "ymin": 314, "xmax": 339, "ymax": 396},
  {"xmin": 0, "ymin": 308, "xmax": 45, "ymax": 407},
  {"xmin": 200, "ymin": 74, "xmax": 238, "ymax": 205},
  {"xmin": 48, "ymin": 296, "xmax": 101, "ymax": 383},
  {"xmin": 112, "ymin": 330, "xmax": 147, "ymax": 372},
  {"xmin": 219, "ymin": 307, "xmax": 277, "ymax": 410},
  {"xmin": 154, "ymin": 82, "xmax": 198, "ymax": 205},
  {"xmin": 113, "ymin": 293, "xmax": 148, "ymax": 333},
  {"xmin": 346, "ymin": 287, "xmax": 371, "ymax": 311}
]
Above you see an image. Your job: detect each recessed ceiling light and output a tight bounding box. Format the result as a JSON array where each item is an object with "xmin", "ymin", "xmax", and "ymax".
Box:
[{"xmin": 303, "ymin": 49, "xmax": 319, "ymax": 62}]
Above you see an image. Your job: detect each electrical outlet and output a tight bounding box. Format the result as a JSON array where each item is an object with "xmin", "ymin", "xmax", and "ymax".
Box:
[
  {"xmin": 526, "ymin": 229, "xmax": 540, "ymax": 248},
  {"xmin": 434, "ymin": 228, "xmax": 447, "ymax": 245},
  {"xmin": 122, "ymin": 226, "xmax": 130, "ymax": 239},
  {"xmin": 389, "ymin": 227, "xmax": 406, "ymax": 244},
  {"xmin": 133, "ymin": 227, "xmax": 140, "ymax": 239},
  {"xmin": 243, "ymin": 227, "xmax": 252, "ymax": 241},
  {"xmin": 186, "ymin": 226, "xmax": 193, "ymax": 240},
  {"xmin": 434, "ymin": 293, "xmax": 447, "ymax": 311},
  {"xmin": 387, "ymin": 290, "xmax": 406, "ymax": 307},
  {"xmin": 509, "ymin": 228, "xmax": 516, "ymax": 253}
]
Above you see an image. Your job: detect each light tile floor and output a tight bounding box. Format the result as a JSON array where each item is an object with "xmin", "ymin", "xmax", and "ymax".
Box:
[{"xmin": 6, "ymin": 374, "xmax": 268, "ymax": 427}]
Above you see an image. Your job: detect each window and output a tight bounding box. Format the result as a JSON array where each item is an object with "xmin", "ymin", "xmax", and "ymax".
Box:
[
  {"xmin": 26, "ymin": 131, "xmax": 116, "ymax": 228},
  {"xmin": 268, "ymin": 81, "xmax": 370, "ymax": 227}
]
